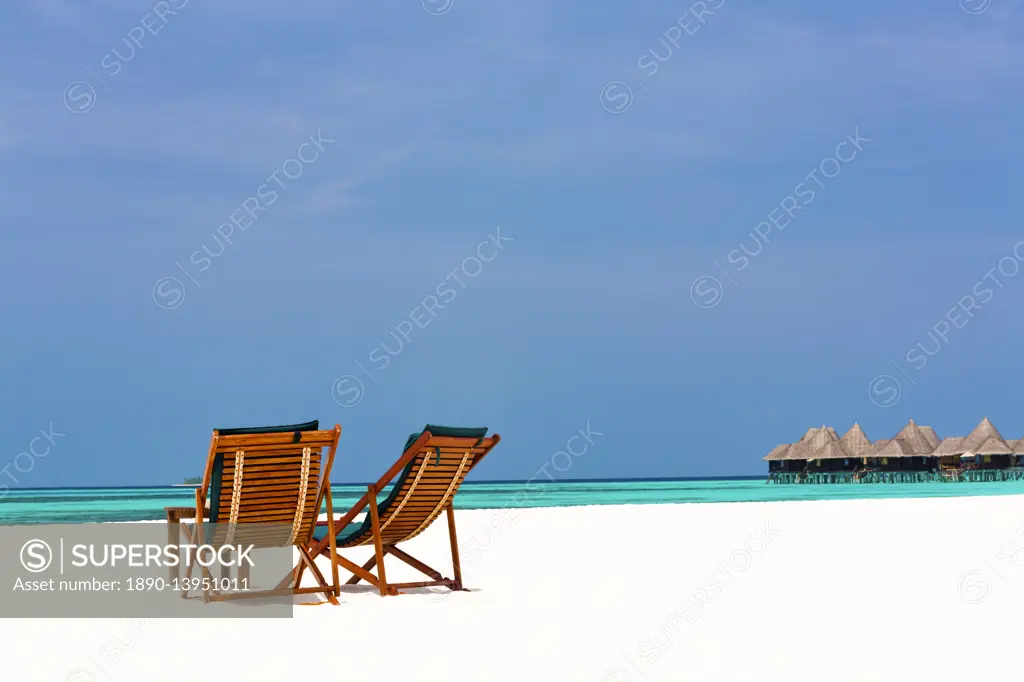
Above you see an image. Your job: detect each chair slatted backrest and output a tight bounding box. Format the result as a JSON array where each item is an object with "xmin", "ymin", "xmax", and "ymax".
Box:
[
  {"xmin": 343, "ymin": 430, "xmax": 500, "ymax": 547},
  {"xmin": 203, "ymin": 424, "xmax": 339, "ymax": 549}
]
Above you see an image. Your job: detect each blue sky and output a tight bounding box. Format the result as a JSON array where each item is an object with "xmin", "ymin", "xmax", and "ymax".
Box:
[{"xmin": 2, "ymin": 0, "xmax": 1024, "ymax": 487}]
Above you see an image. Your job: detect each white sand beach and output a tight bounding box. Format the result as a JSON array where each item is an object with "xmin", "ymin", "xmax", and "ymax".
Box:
[{"xmin": 3, "ymin": 496, "xmax": 1022, "ymax": 681}]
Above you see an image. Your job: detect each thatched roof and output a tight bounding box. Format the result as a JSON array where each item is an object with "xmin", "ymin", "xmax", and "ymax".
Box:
[
  {"xmin": 867, "ymin": 438, "xmax": 889, "ymax": 455},
  {"xmin": 799, "ymin": 427, "xmax": 821, "ymax": 443},
  {"xmin": 783, "ymin": 441, "xmax": 816, "ymax": 461},
  {"xmin": 804, "ymin": 425, "xmax": 841, "ymax": 450},
  {"xmin": 960, "ymin": 417, "xmax": 1010, "ymax": 453},
  {"xmin": 810, "ymin": 440, "xmax": 852, "ymax": 460},
  {"xmin": 919, "ymin": 425, "xmax": 941, "ymax": 449},
  {"xmin": 932, "ymin": 437, "xmax": 965, "ymax": 455},
  {"xmin": 765, "ymin": 418, "xmax": 1022, "ymax": 464},
  {"xmin": 974, "ymin": 436, "xmax": 1014, "ymax": 455},
  {"xmin": 893, "ymin": 419, "xmax": 935, "ymax": 455},
  {"xmin": 871, "ymin": 437, "xmax": 917, "ymax": 458},
  {"xmin": 840, "ymin": 423, "xmax": 872, "ymax": 456}
]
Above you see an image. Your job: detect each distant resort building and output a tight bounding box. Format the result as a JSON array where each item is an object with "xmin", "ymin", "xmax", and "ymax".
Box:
[{"xmin": 765, "ymin": 418, "xmax": 1024, "ymax": 484}]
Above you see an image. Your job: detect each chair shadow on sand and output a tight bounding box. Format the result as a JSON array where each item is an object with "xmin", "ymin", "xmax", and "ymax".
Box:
[{"xmin": 292, "ymin": 583, "xmax": 485, "ymax": 605}]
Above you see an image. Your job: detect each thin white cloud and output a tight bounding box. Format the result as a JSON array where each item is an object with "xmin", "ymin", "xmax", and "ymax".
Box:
[{"xmin": 3, "ymin": 5, "xmax": 1022, "ymax": 184}]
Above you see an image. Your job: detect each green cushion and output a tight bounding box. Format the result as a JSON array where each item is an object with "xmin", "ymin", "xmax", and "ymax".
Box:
[
  {"xmin": 216, "ymin": 420, "xmax": 320, "ymax": 436},
  {"xmin": 312, "ymin": 521, "xmax": 364, "ymax": 545},
  {"xmin": 208, "ymin": 420, "xmax": 320, "ymax": 527},
  {"xmin": 419, "ymin": 424, "xmax": 489, "ymax": 440}
]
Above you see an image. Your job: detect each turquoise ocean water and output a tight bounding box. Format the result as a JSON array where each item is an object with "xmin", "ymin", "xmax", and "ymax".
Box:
[{"xmin": 3, "ymin": 477, "xmax": 1024, "ymax": 525}]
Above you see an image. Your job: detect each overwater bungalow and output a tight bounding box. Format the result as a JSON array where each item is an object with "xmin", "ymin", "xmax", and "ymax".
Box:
[
  {"xmin": 867, "ymin": 438, "xmax": 918, "ymax": 471},
  {"xmin": 764, "ymin": 440, "xmax": 813, "ymax": 473},
  {"xmin": 933, "ymin": 437, "xmax": 965, "ymax": 470},
  {"xmin": 1014, "ymin": 438, "xmax": 1024, "ymax": 467},
  {"xmin": 765, "ymin": 417, "xmax": 1024, "ymax": 484},
  {"xmin": 806, "ymin": 440, "xmax": 853, "ymax": 472},
  {"xmin": 956, "ymin": 418, "xmax": 1014, "ymax": 470},
  {"xmin": 878, "ymin": 420, "xmax": 938, "ymax": 471},
  {"xmin": 764, "ymin": 444, "xmax": 794, "ymax": 473}
]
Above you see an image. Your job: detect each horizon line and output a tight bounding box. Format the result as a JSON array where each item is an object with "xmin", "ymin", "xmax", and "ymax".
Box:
[{"xmin": 2, "ymin": 474, "xmax": 766, "ymax": 492}]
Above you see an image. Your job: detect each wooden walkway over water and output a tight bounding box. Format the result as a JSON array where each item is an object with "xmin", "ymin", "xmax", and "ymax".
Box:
[{"xmin": 767, "ymin": 469, "xmax": 1024, "ymax": 485}]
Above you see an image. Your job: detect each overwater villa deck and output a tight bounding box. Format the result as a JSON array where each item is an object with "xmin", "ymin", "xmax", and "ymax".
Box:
[{"xmin": 764, "ymin": 418, "xmax": 1024, "ymax": 484}]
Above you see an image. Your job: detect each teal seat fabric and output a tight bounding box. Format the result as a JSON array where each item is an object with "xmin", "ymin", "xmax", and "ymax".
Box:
[
  {"xmin": 318, "ymin": 424, "xmax": 487, "ymax": 544},
  {"xmin": 312, "ymin": 521, "xmax": 365, "ymax": 545},
  {"xmin": 205, "ymin": 420, "xmax": 320, "ymax": 537}
]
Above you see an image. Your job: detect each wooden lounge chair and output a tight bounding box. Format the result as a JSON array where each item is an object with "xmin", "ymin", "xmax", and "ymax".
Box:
[
  {"xmin": 303, "ymin": 425, "xmax": 501, "ymax": 597},
  {"xmin": 179, "ymin": 420, "xmax": 342, "ymax": 604}
]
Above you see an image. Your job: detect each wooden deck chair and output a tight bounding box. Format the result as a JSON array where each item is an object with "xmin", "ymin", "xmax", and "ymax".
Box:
[
  {"xmin": 302, "ymin": 425, "xmax": 501, "ymax": 597},
  {"xmin": 179, "ymin": 420, "xmax": 342, "ymax": 604}
]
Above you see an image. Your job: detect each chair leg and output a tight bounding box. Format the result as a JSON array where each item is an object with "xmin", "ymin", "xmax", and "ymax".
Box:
[
  {"xmin": 293, "ymin": 557, "xmax": 307, "ymax": 589},
  {"xmin": 179, "ymin": 523, "xmax": 196, "ymax": 599},
  {"xmin": 335, "ymin": 553, "xmax": 382, "ymax": 589},
  {"xmin": 324, "ymin": 486, "xmax": 340, "ymax": 597},
  {"xmin": 446, "ymin": 503, "xmax": 464, "ymax": 590},
  {"xmin": 275, "ymin": 559, "xmax": 303, "ymax": 592},
  {"xmin": 299, "ymin": 547, "xmax": 339, "ymax": 605},
  {"xmin": 345, "ymin": 555, "xmax": 378, "ymax": 585},
  {"xmin": 367, "ymin": 484, "xmax": 389, "ymax": 596}
]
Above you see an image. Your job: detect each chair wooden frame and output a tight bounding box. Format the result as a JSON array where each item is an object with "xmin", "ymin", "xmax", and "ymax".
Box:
[
  {"xmin": 177, "ymin": 424, "xmax": 342, "ymax": 605},
  {"xmin": 301, "ymin": 430, "xmax": 501, "ymax": 597}
]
